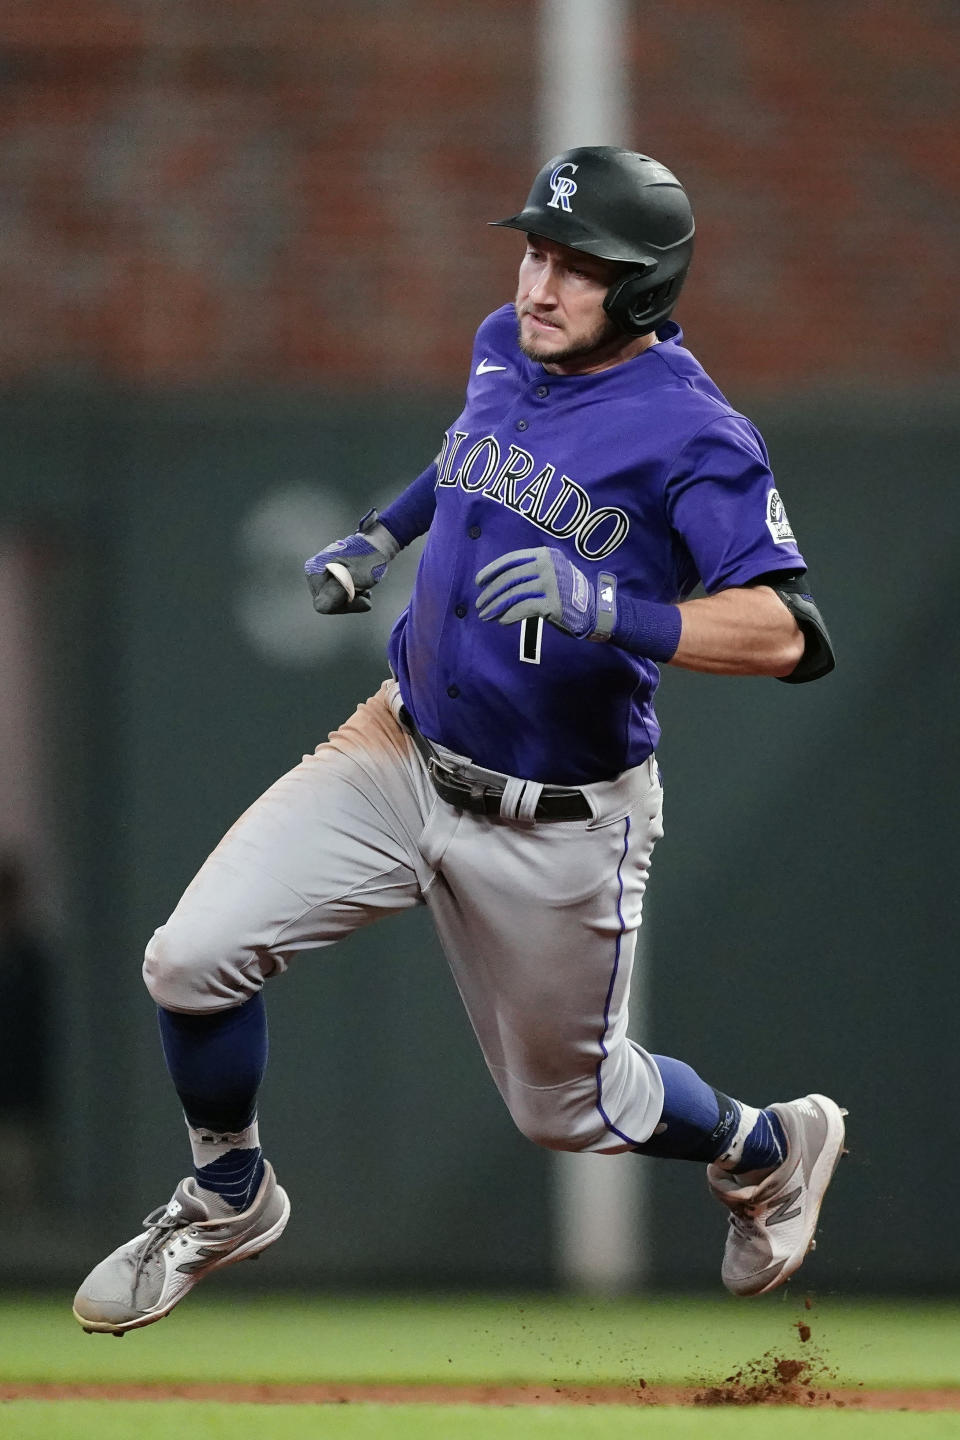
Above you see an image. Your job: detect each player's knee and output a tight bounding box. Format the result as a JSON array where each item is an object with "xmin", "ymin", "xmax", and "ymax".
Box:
[
  {"xmin": 143, "ymin": 921, "xmax": 262, "ymax": 1013},
  {"xmin": 517, "ymin": 1121, "xmax": 589, "ymax": 1152},
  {"xmin": 504, "ymin": 1054, "xmax": 659, "ymax": 1153},
  {"xmin": 142, "ymin": 924, "xmax": 214, "ymax": 1011},
  {"xmin": 507, "ymin": 1091, "xmax": 605, "ymax": 1152}
]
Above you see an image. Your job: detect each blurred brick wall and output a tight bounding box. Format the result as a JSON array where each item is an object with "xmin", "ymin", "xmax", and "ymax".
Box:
[
  {"xmin": 631, "ymin": 0, "xmax": 960, "ymax": 391},
  {"xmin": 0, "ymin": 0, "xmax": 956, "ymax": 392}
]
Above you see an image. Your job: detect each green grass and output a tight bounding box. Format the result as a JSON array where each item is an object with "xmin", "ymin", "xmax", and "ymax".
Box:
[
  {"xmin": 3, "ymin": 1293, "xmax": 959, "ymax": 1440},
  {"xmin": 3, "ymin": 1405, "xmax": 960, "ymax": 1440},
  {"xmin": 3, "ymin": 1292, "xmax": 959, "ymax": 1389}
]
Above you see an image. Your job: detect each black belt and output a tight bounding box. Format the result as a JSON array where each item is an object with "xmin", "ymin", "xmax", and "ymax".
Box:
[{"xmin": 398, "ymin": 707, "xmax": 591, "ymax": 822}]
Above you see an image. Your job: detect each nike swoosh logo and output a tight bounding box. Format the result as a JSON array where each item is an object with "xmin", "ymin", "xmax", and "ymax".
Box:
[{"xmin": 476, "ymin": 359, "xmax": 507, "ymax": 375}]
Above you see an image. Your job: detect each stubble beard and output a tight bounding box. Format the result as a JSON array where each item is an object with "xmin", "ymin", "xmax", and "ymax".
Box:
[{"xmin": 515, "ymin": 307, "xmax": 622, "ymax": 366}]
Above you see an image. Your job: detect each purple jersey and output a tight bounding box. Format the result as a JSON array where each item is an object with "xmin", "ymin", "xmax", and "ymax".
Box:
[{"xmin": 388, "ymin": 304, "xmax": 805, "ymax": 785}]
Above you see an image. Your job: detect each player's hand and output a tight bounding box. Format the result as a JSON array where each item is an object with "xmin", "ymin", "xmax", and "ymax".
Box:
[
  {"xmin": 304, "ymin": 511, "xmax": 400, "ymax": 615},
  {"xmin": 475, "ymin": 546, "xmax": 597, "ymax": 639}
]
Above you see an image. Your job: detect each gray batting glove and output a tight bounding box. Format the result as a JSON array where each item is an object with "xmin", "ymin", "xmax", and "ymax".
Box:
[
  {"xmin": 475, "ymin": 546, "xmax": 601, "ymax": 638},
  {"xmin": 304, "ymin": 510, "xmax": 400, "ymax": 615}
]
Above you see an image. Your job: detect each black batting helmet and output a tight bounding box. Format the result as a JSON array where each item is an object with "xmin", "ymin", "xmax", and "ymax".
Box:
[{"xmin": 491, "ymin": 146, "xmax": 695, "ymax": 336}]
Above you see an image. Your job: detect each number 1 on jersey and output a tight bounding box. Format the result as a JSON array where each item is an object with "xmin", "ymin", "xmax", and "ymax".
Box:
[{"xmin": 520, "ymin": 617, "xmax": 543, "ymax": 665}]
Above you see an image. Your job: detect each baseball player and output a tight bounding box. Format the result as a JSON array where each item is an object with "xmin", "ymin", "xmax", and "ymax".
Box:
[{"xmin": 74, "ymin": 147, "xmax": 844, "ymax": 1334}]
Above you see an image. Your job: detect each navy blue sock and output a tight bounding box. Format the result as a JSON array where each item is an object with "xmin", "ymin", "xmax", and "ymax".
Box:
[
  {"xmin": 158, "ymin": 993, "xmax": 268, "ymax": 1130},
  {"xmin": 158, "ymin": 994, "xmax": 268, "ymax": 1209},
  {"xmin": 737, "ymin": 1109, "xmax": 788, "ymax": 1173},
  {"xmin": 191, "ymin": 1141, "xmax": 265, "ymax": 1210},
  {"xmin": 633, "ymin": 1053, "xmax": 788, "ymax": 1171},
  {"xmin": 633, "ymin": 1054, "xmax": 740, "ymax": 1162}
]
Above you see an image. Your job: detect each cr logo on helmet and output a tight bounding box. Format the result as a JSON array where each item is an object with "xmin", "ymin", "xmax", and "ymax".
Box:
[{"xmin": 548, "ymin": 162, "xmax": 579, "ymax": 212}]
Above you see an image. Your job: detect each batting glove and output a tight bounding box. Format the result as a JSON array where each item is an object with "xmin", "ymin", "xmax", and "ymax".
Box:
[
  {"xmin": 475, "ymin": 546, "xmax": 615, "ymax": 640},
  {"xmin": 304, "ymin": 510, "xmax": 400, "ymax": 615}
]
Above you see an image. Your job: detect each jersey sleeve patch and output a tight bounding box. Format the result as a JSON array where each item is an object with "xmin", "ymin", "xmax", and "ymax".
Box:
[{"xmin": 765, "ymin": 488, "xmax": 796, "ymax": 546}]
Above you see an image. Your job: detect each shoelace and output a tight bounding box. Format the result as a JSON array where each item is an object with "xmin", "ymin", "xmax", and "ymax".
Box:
[{"xmin": 130, "ymin": 1203, "xmax": 197, "ymax": 1296}]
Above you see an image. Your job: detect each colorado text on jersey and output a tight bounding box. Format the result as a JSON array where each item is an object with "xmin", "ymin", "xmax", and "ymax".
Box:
[{"xmin": 435, "ymin": 429, "xmax": 629, "ymax": 562}]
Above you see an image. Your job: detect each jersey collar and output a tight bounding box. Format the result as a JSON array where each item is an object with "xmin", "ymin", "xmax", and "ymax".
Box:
[{"xmin": 519, "ymin": 320, "xmax": 685, "ymax": 391}]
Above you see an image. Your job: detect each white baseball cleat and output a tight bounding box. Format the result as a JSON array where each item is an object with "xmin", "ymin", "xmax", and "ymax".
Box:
[
  {"xmin": 707, "ymin": 1094, "xmax": 846, "ymax": 1297},
  {"xmin": 72, "ymin": 1161, "xmax": 290, "ymax": 1334}
]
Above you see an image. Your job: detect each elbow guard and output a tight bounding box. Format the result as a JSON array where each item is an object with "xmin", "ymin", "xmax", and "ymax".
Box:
[{"xmin": 755, "ymin": 572, "xmax": 835, "ymax": 684}]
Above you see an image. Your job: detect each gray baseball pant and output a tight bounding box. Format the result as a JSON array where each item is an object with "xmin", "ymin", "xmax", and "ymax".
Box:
[{"xmin": 143, "ymin": 680, "xmax": 666, "ymax": 1152}]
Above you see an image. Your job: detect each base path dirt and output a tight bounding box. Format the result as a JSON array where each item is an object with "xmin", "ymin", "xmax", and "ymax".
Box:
[{"xmin": 3, "ymin": 1383, "xmax": 959, "ymax": 1410}]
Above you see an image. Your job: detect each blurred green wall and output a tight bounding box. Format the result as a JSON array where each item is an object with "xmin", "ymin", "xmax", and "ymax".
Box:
[{"xmin": 2, "ymin": 390, "xmax": 957, "ymax": 1292}]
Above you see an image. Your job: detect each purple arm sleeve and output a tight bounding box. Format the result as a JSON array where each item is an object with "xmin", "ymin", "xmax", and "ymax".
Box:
[{"xmin": 377, "ymin": 462, "xmax": 438, "ymax": 549}]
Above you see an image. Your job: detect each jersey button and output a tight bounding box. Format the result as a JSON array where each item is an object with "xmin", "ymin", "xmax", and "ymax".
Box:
[
  {"xmin": 536, "ymin": 385, "xmax": 549, "ymax": 398},
  {"xmin": 446, "ymin": 684, "xmax": 460, "ymax": 699},
  {"xmin": 516, "ymin": 419, "xmax": 528, "ymax": 431},
  {"xmin": 455, "ymin": 604, "xmax": 467, "ymax": 618},
  {"xmin": 468, "ymin": 525, "xmax": 481, "ymax": 538}
]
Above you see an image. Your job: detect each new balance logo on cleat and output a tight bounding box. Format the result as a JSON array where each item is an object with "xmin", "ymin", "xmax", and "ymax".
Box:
[{"xmin": 764, "ymin": 1186, "xmax": 802, "ymax": 1227}]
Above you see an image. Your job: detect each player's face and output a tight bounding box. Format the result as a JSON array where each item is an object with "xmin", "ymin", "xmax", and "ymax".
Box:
[{"xmin": 515, "ymin": 235, "xmax": 643, "ymax": 375}]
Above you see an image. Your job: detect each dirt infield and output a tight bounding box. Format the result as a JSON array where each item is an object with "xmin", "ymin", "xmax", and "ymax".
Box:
[{"xmin": 3, "ymin": 1383, "xmax": 959, "ymax": 1410}]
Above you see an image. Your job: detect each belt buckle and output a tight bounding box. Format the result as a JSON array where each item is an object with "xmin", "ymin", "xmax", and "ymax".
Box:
[{"xmin": 428, "ymin": 757, "xmax": 472, "ymax": 809}]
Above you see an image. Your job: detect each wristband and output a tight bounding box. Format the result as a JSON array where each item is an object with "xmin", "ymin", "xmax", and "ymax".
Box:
[{"xmin": 610, "ymin": 594, "xmax": 682, "ymax": 662}]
